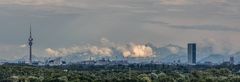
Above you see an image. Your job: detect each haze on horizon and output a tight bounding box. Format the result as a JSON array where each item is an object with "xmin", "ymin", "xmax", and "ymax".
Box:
[{"xmin": 0, "ymin": 0, "xmax": 240, "ymax": 60}]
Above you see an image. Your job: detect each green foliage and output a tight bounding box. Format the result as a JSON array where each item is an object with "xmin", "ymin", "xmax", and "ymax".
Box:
[
  {"xmin": 0, "ymin": 64, "xmax": 239, "ymax": 82},
  {"xmin": 137, "ymin": 74, "xmax": 152, "ymax": 82}
]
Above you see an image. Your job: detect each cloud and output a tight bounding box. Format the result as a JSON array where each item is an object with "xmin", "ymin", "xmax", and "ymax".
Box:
[
  {"xmin": 169, "ymin": 24, "xmax": 240, "ymax": 32},
  {"xmin": 45, "ymin": 46, "xmax": 84, "ymax": 57},
  {"xmin": 166, "ymin": 46, "xmax": 180, "ymax": 54},
  {"xmin": 19, "ymin": 44, "xmax": 27, "ymax": 48},
  {"xmin": 1, "ymin": 0, "xmax": 240, "ymax": 60},
  {"xmin": 45, "ymin": 45, "xmax": 113, "ymax": 57},
  {"xmin": 89, "ymin": 46, "xmax": 112, "ymax": 56},
  {"xmin": 100, "ymin": 37, "xmax": 115, "ymax": 46},
  {"xmin": 0, "ymin": 44, "xmax": 29, "ymax": 60},
  {"xmin": 147, "ymin": 20, "xmax": 240, "ymax": 32},
  {"xmin": 198, "ymin": 38, "xmax": 233, "ymax": 55},
  {"xmin": 45, "ymin": 38, "xmax": 154, "ymax": 58},
  {"xmin": 45, "ymin": 48, "xmax": 60, "ymax": 56},
  {"xmin": 159, "ymin": 0, "xmax": 228, "ymax": 5},
  {"xmin": 0, "ymin": 0, "xmax": 65, "ymax": 6},
  {"xmin": 123, "ymin": 43, "xmax": 154, "ymax": 58},
  {"xmin": 160, "ymin": 0, "xmax": 191, "ymax": 5}
]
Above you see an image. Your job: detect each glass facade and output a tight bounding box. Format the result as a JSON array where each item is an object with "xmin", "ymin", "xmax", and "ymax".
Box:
[{"xmin": 188, "ymin": 43, "xmax": 196, "ymax": 64}]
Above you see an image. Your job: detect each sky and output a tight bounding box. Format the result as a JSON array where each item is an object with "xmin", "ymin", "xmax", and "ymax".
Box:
[{"xmin": 0, "ymin": 0, "xmax": 240, "ymax": 60}]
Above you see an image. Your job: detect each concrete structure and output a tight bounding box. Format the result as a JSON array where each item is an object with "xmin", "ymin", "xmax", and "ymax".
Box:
[
  {"xmin": 46, "ymin": 57, "xmax": 66, "ymax": 66},
  {"xmin": 188, "ymin": 43, "xmax": 196, "ymax": 64},
  {"xmin": 80, "ymin": 58, "xmax": 129, "ymax": 65},
  {"xmin": 28, "ymin": 25, "xmax": 33, "ymax": 65},
  {"xmin": 95, "ymin": 58, "xmax": 111, "ymax": 65}
]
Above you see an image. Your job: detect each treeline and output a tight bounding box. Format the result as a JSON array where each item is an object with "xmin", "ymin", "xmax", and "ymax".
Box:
[
  {"xmin": 53, "ymin": 63, "xmax": 240, "ymax": 72},
  {"xmin": 0, "ymin": 64, "xmax": 240, "ymax": 82}
]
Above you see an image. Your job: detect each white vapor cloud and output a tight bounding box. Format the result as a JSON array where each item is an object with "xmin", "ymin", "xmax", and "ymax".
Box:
[
  {"xmin": 89, "ymin": 46, "xmax": 112, "ymax": 56},
  {"xmin": 45, "ymin": 45, "xmax": 113, "ymax": 57},
  {"xmin": 119, "ymin": 43, "xmax": 154, "ymax": 58},
  {"xmin": 166, "ymin": 46, "xmax": 180, "ymax": 54},
  {"xmin": 45, "ymin": 48, "xmax": 60, "ymax": 57},
  {"xmin": 19, "ymin": 44, "xmax": 27, "ymax": 48},
  {"xmin": 45, "ymin": 38, "xmax": 154, "ymax": 58}
]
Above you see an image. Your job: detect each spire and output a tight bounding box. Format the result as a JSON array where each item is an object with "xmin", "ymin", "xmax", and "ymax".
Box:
[
  {"xmin": 30, "ymin": 24, "xmax": 32, "ymax": 37},
  {"xmin": 28, "ymin": 24, "xmax": 33, "ymax": 42}
]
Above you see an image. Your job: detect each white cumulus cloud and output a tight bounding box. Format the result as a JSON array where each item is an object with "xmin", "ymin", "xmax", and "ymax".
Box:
[
  {"xmin": 119, "ymin": 43, "xmax": 154, "ymax": 58},
  {"xmin": 19, "ymin": 44, "xmax": 27, "ymax": 48}
]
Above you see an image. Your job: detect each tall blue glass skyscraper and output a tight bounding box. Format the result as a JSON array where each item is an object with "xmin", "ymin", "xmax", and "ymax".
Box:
[{"xmin": 188, "ymin": 43, "xmax": 196, "ymax": 64}]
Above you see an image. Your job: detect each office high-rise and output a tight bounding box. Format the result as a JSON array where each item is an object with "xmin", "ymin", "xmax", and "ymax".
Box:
[
  {"xmin": 188, "ymin": 43, "xmax": 196, "ymax": 64},
  {"xmin": 230, "ymin": 56, "xmax": 234, "ymax": 64}
]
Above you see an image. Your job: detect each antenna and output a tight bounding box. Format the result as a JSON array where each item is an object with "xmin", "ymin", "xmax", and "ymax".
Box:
[{"xmin": 30, "ymin": 24, "xmax": 31, "ymax": 36}]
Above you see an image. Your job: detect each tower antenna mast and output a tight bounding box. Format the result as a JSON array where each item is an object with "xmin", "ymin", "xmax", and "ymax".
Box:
[{"xmin": 28, "ymin": 24, "xmax": 33, "ymax": 65}]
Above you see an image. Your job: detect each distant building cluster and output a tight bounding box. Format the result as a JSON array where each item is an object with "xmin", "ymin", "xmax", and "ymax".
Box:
[
  {"xmin": 0, "ymin": 42, "xmax": 229, "ymax": 66},
  {"xmin": 0, "ymin": 27, "xmax": 236, "ymax": 66},
  {"xmin": 80, "ymin": 58, "xmax": 128, "ymax": 65},
  {"xmin": 9, "ymin": 42, "xmax": 236, "ymax": 66}
]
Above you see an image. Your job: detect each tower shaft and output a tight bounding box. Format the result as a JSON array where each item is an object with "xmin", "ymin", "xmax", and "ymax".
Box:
[
  {"xmin": 29, "ymin": 45, "xmax": 32, "ymax": 64},
  {"xmin": 28, "ymin": 25, "xmax": 33, "ymax": 65}
]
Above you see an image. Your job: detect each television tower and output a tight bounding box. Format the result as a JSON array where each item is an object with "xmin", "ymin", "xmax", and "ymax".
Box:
[{"xmin": 28, "ymin": 25, "xmax": 33, "ymax": 65}]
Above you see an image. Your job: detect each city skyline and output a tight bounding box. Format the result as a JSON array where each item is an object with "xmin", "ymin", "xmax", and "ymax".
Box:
[
  {"xmin": 0, "ymin": 0, "xmax": 240, "ymax": 60},
  {"xmin": 1, "ymin": 1, "xmax": 240, "ymax": 82}
]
